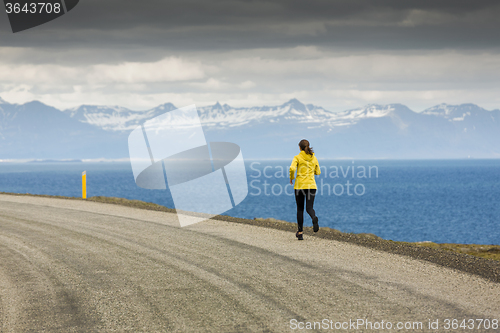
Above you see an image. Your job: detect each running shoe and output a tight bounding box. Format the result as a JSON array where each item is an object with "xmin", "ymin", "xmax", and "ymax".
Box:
[{"xmin": 312, "ymin": 216, "xmax": 319, "ymax": 232}]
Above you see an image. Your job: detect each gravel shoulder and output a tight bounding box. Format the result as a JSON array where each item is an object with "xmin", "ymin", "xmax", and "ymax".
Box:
[{"xmin": 0, "ymin": 193, "xmax": 499, "ymax": 332}]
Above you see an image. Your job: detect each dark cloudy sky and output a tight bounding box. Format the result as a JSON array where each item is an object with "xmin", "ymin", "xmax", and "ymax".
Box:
[{"xmin": 1, "ymin": 0, "xmax": 499, "ymax": 111}]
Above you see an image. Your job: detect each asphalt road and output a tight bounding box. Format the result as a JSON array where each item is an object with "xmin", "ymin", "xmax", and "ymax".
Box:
[{"xmin": 0, "ymin": 194, "xmax": 499, "ymax": 332}]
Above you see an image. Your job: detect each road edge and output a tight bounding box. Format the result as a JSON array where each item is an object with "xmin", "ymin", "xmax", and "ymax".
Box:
[{"xmin": 1, "ymin": 192, "xmax": 499, "ymax": 283}]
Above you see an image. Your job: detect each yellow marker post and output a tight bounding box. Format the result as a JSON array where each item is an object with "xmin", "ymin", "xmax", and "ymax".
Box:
[{"xmin": 82, "ymin": 171, "xmax": 87, "ymax": 199}]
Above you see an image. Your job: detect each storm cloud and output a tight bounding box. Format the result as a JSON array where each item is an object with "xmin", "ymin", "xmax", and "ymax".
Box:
[{"xmin": 0, "ymin": 0, "xmax": 499, "ymax": 111}]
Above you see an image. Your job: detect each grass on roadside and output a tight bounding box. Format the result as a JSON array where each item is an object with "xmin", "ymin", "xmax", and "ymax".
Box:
[{"xmin": 405, "ymin": 242, "xmax": 500, "ymax": 261}]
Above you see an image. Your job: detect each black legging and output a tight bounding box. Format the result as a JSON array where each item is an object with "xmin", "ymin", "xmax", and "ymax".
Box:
[{"xmin": 295, "ymin": 189, "xmax": 317, "ymax": 232}]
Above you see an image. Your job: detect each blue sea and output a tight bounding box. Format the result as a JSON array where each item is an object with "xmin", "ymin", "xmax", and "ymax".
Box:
[{"xmin": 0, "ymin": 159, "xmax": 499, "ymax": 245}]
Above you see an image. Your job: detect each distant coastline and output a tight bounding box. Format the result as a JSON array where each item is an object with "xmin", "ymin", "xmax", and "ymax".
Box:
[
  {"xmin": 27, "ymin": 159, "xmax": 83, "ymax": 163},
  {"xmin": 0, "ymin": 158, "xmax": 130, "ymax": 163},
  {"xmin": 1, "ymin": 157, "xmax": 500, "ymax": 163}
]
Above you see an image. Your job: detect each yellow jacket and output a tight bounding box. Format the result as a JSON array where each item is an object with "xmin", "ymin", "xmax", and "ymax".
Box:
[{"xmin": 290, "ymin": 151, "xmax": 321, "ymax": 189}]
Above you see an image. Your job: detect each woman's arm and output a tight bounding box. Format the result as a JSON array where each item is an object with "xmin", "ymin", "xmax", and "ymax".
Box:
[
  {"xmin": 314, "ymin": 158, "xmax": 321, "ymax": 175},
  {"xmin": 289, "ymin": 156, "xmax": 298, "ymax": 184}
]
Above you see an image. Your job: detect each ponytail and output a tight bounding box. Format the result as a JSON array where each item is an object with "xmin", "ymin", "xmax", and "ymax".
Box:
[{"xmin": 298, "ymin": 139, "xmax": 314, "ymax": 156}]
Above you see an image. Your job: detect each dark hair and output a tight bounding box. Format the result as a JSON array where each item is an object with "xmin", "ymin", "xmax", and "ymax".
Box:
[{"xmin": 299, "ymin": 139, "xmax": 314, "ymax": 156}]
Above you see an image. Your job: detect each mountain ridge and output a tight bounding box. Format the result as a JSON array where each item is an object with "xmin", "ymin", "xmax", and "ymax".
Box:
[
  {"xmin": 64, "ymin": 100, "xmax": 500, "ymax": 132},
  {"xmin": 0, "ymin": 98, "xmax": 499, "ymax": 159}
]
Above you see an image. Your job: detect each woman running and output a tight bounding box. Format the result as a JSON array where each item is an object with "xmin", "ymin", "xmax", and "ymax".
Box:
[{"xmin": 289, "ymin": 139, "xmax": 321, "ymax": 240}]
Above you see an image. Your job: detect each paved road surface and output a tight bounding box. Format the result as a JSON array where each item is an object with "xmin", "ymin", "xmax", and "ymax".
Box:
[{"xmin": 0, "ymin": 194, "xmax": 499, "ymax": 332}]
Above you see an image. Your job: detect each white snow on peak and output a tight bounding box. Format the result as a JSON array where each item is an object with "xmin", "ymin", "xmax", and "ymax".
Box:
[
  {"xmin": 339, "ymin": 104, "xmax": 395, "ymax": 120},
  {"xmin": 422, "ymin": 103, "xmax": 454, "ymax": 116},
  {"xmin": 452, "ymin": 112, "xmax": 471, "ymax": 122},
  {"xmin": 196, "ymin": 99, "xmax": 327, "ymax": 128},
  {"xmin": 422, "ymin": 103, "xmax": 486, "ymax": 122},
  {"xmin": 64, "ymin": 105, "xmax": 155, "ymax": 131}
]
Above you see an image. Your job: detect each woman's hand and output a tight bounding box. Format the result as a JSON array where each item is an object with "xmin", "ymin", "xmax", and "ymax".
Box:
[{"xmin": 290, "ymin": 179, "xmax": 293, "ymax": 185}]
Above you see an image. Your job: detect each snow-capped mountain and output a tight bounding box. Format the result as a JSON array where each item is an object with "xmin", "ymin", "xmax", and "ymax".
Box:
[
  {"xmin": 61, "ymin": 99, "xmax": 416, "ymax": 132},
  {"xmin": 0, "ymin": 98, "xmax": 499, "ymax": 159},
  {"xmin": 198, "ymin": 99, "xmax": 337, "ymax": 128},
  {"xmin": 424, "ymin": 103, "xmax": 480, "ymax": 119},
  {"xmin": 423, "ymin": 103, "xmax": 500, "ymax": 136},
  {"xmin": 64, "ymin": 103, "xmax": 177, "ymax": 131}
]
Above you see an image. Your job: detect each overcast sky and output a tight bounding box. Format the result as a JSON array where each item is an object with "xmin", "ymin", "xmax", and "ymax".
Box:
[{"xmin": 1, "ymin": 0, "xmax": 500, "ymax": 112}]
